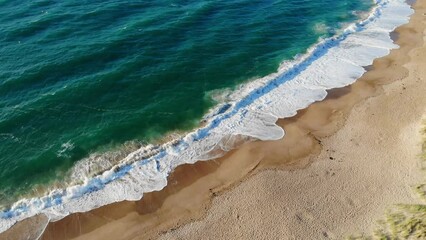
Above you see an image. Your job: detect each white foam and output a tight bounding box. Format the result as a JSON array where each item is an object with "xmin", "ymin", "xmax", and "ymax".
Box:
[{"xmin": 0, "ymin": 0, "xmax": 413, "ymax": 234}]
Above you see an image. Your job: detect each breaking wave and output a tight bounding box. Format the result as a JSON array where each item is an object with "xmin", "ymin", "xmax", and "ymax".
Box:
[{"xmin": 0, "ymin": 0, "xmax": 413, "ymax": 234}]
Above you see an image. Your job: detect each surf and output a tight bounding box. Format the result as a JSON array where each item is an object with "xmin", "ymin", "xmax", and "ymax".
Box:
[{"xmin": 0, "ymin": 0, "xmax": 413, "ymax": 234}]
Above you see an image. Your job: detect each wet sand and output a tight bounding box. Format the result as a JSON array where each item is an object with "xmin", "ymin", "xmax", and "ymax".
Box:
[{"xmin": 2, "ymin": 1, "xmax": 426, "ymax": 240}]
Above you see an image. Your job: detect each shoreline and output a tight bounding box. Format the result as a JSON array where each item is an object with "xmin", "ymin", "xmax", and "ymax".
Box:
[
  {"xmin": 155, "ymin": 0, "xmax": 426, "ymax": 237},
  {"xmin": 0, "ymin": 0, "xmax": 405, "ymax": 230},
  {"xmin": 1, "ymin": 0, "xmax": 425, "ymax": 239},
  {"xmin": 0, "ymin": 0, "xmax": 379, "ymax": 219}
]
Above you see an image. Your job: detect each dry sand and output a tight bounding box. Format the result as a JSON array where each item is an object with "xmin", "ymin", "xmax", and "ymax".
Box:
[
  {"xmin": 2, "ymin": 1, "xmax": 425, "ymax": 240},
  {"xmin": 157, "ymin": 2, "xmax": 426, "ymax": 239}
]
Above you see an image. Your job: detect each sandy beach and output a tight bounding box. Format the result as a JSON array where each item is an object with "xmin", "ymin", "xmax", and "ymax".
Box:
[{"xmin": 2, "ymin": 1, "xmax": 425, "ymax": 240}]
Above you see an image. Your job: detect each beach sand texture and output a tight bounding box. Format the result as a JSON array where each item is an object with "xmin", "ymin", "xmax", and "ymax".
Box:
[{"xmin": 2, "ymin": 1, "xmax": 426, "ymax": 240}]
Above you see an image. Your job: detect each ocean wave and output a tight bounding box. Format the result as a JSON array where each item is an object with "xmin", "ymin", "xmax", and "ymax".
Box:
[{"xmin": 0, "ymin": 0, "xmax": 413, "ymax": 234}]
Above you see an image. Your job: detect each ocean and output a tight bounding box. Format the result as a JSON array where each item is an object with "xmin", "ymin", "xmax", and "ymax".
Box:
[{"xmin": 0, "ymin": 0, "xmax": 413, "ymax": 233}]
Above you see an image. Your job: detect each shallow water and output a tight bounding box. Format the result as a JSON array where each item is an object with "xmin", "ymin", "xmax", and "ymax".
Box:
[{"xmin": 0, "ymin": 0, "xmax": 373, "ymax": 206}]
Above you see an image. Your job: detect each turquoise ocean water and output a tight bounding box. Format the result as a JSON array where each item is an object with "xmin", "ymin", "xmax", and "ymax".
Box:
[{"xmin": 0, "ymin": 0, "xmax": 373, "ymax": 207}]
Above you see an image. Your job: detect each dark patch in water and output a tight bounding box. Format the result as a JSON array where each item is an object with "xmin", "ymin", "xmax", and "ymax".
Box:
[
  {"xmin": 217, "ymin": 103, "xmax": 232, "ymax": 115},
  {"xmin": 363, "ymin": 64, "xmax": 375, "ymax": 71},
  {"xmin": 390, "ymin": 31, "xmax": 400, "ymax": 42},
  {"xmin": 405, "ymin": 0, "xmax": 416, "ymax": 7}
]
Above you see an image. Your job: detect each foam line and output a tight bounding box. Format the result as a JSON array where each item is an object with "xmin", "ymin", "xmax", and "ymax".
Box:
[{"xmin": 0, "ymin": 0, "xmax": 413, "ymax": 234}]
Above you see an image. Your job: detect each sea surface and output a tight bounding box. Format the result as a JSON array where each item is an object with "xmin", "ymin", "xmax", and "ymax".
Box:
[
  {"xmin": 0, "ymin": 0, "xmax": 413, "ymax": 233},
  {"xmin": 0, "ymin": 0, "xmax": 372, "ymax": 206}
]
